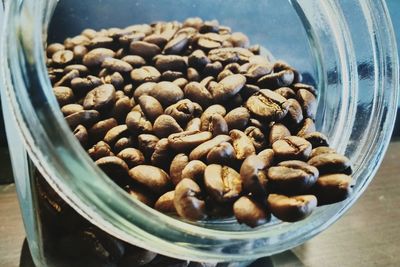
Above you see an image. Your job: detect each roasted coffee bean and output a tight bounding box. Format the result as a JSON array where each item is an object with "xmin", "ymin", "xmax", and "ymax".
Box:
[
  {"xmin": 126, "ymin": 186, "xmax": 155, "ymax": 206},
  {"xmin": 203, "ymin": 61, "xmax": 223, "ymax": 77},
  {"xmin": 183, "ymin": 17, "xmax": 203, "ymax": 29},
  {"xmin": 189, "ymin": 135, "xmax": 231, "ymax": 160},
  {"xmin": 155, "ymin": 191, "xmax": 176, "ymax": 213},
  {"xmin": 112, "ymin": 96, "xmax": 133, "ymax": 123},
  {"xmin": 104, "ymin": 125, "xmax": 129, "ymax": 146},
  {"xmin": 170, "ymin": 154, "xmax": 189, "ymax": 185},
  {"xmin": 95, "ymin": 156, "xmax": 129, "ymax": 184},
  {"xmin": 83, "ymin": 84, "xmax": 116, "ymax": 112},
  {"xmin": 138, "ymin": 134, "xmax": 159, "ymax": 159},
  {"xmin": 283, "ymin": 98, "xmax": 304, "ymax": 128},
  {"xmin": 71, "ymin": 76, "xmax": 103, "ymax": 95},
  {"xmin": 217, "ymin": 69, "xmax": 234, "ymax": 82},
  {"xmin": 126, "ymin": 111, "xmax": 153, "ymax": 134},
  {"xmin": 228, "ymin": 32, "xmax": 250, "ymax": 48},
  {"xmin": 129, "ymin": 165, "xmax": 171, "ymax": 194},
  {"xmin": 308, "ymin": 153, "xmax": 351, "ymax": 174},
  {"xmin": 269, "ymin": 123, "xmax": 291, "ymax": 145},
  {"xmin": 303, "ymin": 131, "xmax": 329, "ymax": 148},
  {"xmin": 154, "ymin": 55, "xmax": 187, "ymax": 73},
  {"xmin": 101, "ymin": 58, "xmax": 133, "ymax": 73},
  {"xmin": 88, "ymin": 141, "xmax": 114, "ymax": 161},
  {"xmin": 73, "ymin": 45, "xmax": 88, "ymax": 61},
  {"xmin": 130, "ymin": 66, "xmax": 161, "ymax": 85},
  {"xmin": 119, "ymin": 32, "xmax": 146, "ymax": 46},
  {"xmin": 73, "ymin": 125, "xmax": 88, "ymax": 147},
  {"xmin": 133, "ymin": 82, "xmax": 156, "ymax": 102},
  {"xmin": 246, "ymin": 89, "xmax": 289, "ymax": 122},
  {"xmin": 183, "ymin": 82, "xmax": 213, "ymax": 108},
  {"xmin": 151, "ymin": 138, "xmax": 173, "ymax": 169},
  {"xmin": 174, "ymin": 178, "xmax": 206, "ymax": 220},
  {"xmin": 52, "ymin": 50, "xmax": 74, "ymax": 66},
  {"xmin": 129, "ymin": 41, "xmax": 161, "ymax": 59},
  {"xmin": 267, "ymin": 194, "xmax": 317, "ymax": 222},
  {"xmin": 208, "ymin": 114, "xmax": 228, "ymax": 136},
  {"xmin": 274, "ymin": 87, "xmax": 296, "ymax": 99},
  {"xmin": 272, "ymin": 136, "xmax": 312, "ymax": 161},
  {"xmin": 195, "ymin": 33, "xmax": 223, "ymax": 51},
  {"xmin": 173, "ymin": 77, "xmax": 189, "ymax": 89},
  {"xmin": 149, "ymin": 81, "xmax": 184, "ymax": 107},
  {"xmin": 185, "ymin": 118, "xmax": 202, "ymax": 132},
  {"xmin": 61, "ymin": 104, "xmax": 84, "ymax": 116},
  {"xmin": 181, "ymin": 160, "xmax": 207, "ymax": 182},
  {"xmin": 230, "ymin": 129, "xmax": 256, "ymax": 160},
  {"xmin": 87, "ymin": 36, "xmax": 115, "ymax": 49},
  {"xmin": 138, "ymin": 95, "xmax": 164, "ymax": 122},
  {"xmin": 312, "ymin": 174, "xmax": 353, "ymax": 205},
  {"xmin": 268, "ymin": 160, "xmax": 319, "ymax": 194},
  {"xmin": 297, "ymin": 89, "xmax": 317, "ymax": 120},
  {"xmin": 224, "ymin": 107, "xmax": 250, "ymax": 130},
  {"xmin": 46, "ymin": 43, "xmax": 65, "ymax": 57},
  {"xmin": 153, "ymin": 115, "xmax": 183, "ymax": 138},
  {"xmin": 240, "ymin": 155, "xmax": 270, "ymax": 197},
  {"xmin": 310, "ymin": 146, "xmax": 337, "ymax": 158},
  {"xmin": 168, "ymin": 131, "xmax": 213, "ymax": 151},
  {"xmin": 297, "ymin": 118, "xmax": 316, "ymax": 137},
  {"xmin": 204, "ymin": 164, "xmax": 242, "ymax": 202},
  {"xmin": 244, "ymin": 126, "xmax": 267, "ymax": 152},
  {"xmin": 102, "ymin": 72, "xmax": 124, "ymax": 90},
  {"xmin": 188, "ymin": 50, "xmax": 211, "ymax": 70},
  {"xmin": 121, "ymin": 55, "xmax": 146, "ymax": 68},
  {"xmin": 233, "ymin": 196, "xmax": 269, "ymax": 228},
  {"xmin": 273, "ymin": 61, "xmax": 302, "ymax": 83},
  {"xmin": 292, "ymin": 83, "xmax": 318, "ymax": 96},
  {"xmin": 161, "ymin": 70, "xmax": 184, "ymax": 81},
  {"xmin": 125, "ymin": 24, "xmax": 152, "ymax": 35},
  {"xmin": 209, "ymin": 74, "xmax": 246, "ymax": 103},
  {"xmin": 199, "ymin": 76, "xmax": 215, "ymax": 88},
  {"xmin": 89, "ymin": 118, "xmax": 118, "ymax": 142},
  {"xmin": 206, "ymin": 142, "xmax": 236, "ymax": 165},
  {"xmin": 200, "ymin": 105, "xmax": 227, "ymax": 131},
  {"xmin": 54, "ymin": 70, "xmax": 80, "ymax": 87},
  {"xmin": 199, "ymin": 20, "xmax": 219, "ymax": 33},
  {"xmin": 117, "ymin": 148, "xmax": 145, "ymax": 168},
  {"xmin": 164, "ymin": 34, "xmax": 190, "ymax": 55},
  {"xmin": 113, "ymin": 137, "xmax": 133, "ymax": 153},
  {"xmin": 53, "ymin": 86, "xmax": 75, "ymax": 106},
  {"xmin": 143, "ymin": 34, "xmax": 168, "ymax": 48},
  {"xmin": 119, "ymin": 245, "xmax": 157, "ymax": 267},
  {"xmin": 244, "ymin": 62, "xmax": 273, "ymax": 82},
  {"xmin": 82, "ymin": 48, "xmax": 115, "ymax": 67},
  {"xmin": 65, "ymin": 110, "xmax": 100, "ymax": 128},
  {"xmin": 208, "ymin": 47, "xmax": 254, "ymax": 64},
  {"xmin": 187, "ymin": 67, "xmax": 201, "ymax": 82},
  {"xmin": 257, "ymin": 148, "xmax": 275, "ymax": 165},
  {"xmin": 64, "ymin": 64, "xmax": 89, "ymax": 77},
  {"xmin": 257, "ymin": 69, "xmax": 294, "ymax": 89},
  {"xmin": 164, "ymin": 99, "xmax": 202, "ymax": 126},
  {"xmin": 64, "ymin": 35, "xmax": 90, "ymax": 49}
]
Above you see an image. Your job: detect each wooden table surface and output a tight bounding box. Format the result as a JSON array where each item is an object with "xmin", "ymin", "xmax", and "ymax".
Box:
[{"xmin": 1, "ymin": 142, "xmax": 400, "ymax": 267}]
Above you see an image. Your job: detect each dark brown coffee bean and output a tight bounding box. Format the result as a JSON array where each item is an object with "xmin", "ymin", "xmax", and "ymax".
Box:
[
  {"xmin": 72, "ymin": 45, "xmax": 88, "ymax": 61},
  {"xmin": 121, "ymin": 55, "xmax": 146, "ymax": 68},
  {"xmin": 173, "ymin": 77, "xmax": 189, "ymax": 89},
  {"xmin": 88, "ymin": 141, "xmax": 114, "ymax": 160},
  {"xmin": 257, "ymin": 69, "xmax": 294, "ymax": 89},
  {"xmin": 119, "ymin": 32, "xmax": 146, "ymax": 46},
  {"xmin": 161, "ymin": 70, "xmax": 184, "ymax": 81},
  {"xmin": 296, "ymin": 118, "xmax": 316, "ymax": 137},
  {"xmin": 224, "ymin": 107, "xmax": 250, "ymax": 131},
  {"xmin": 203, "ymin": 61, "xmax": 223, "ymax": 77},
  {"xmin": 272, "ymin": 136, "xmax": 312, "ymax": 161},
  {"xmin": 126, "ymin": 111, "xmax": 153, "ymax": 134},
  {"xmin": 54, "ymin": 70, "xmax": 80, "ymax": 87},
  {"xmin": 83, "ymin": 84, "xmax": 116, "ymax": 112},
  {"xmin": 82, "ymin": 48, "xmax": 115, "ymax": 67},
  {"xmin": 129, "ymin": 165, "xmax": 171, "ymax": 194},
  {"xmin": 297, "ymin": 89, "xmax": 317, "ymax": 120},
  {"xmin": 230, "ymin": 129, "xmax": 256, "ymax": 160},
  {"xmin": 138, "ymin": 134, "xmax": 159, "ymax": 159},
  {"xmin": 46, "ymin": 43, "xmax": 65, "ymax": 57},
  {"xmin": 239, "ymin": 84, "xmax": 260, "ymax": 101},
  {"xmin": 138, "ymin": 95, "xmax": 164, "ymax": 122},
  {"xmin": 200, "ymin": 105, "xmax": 227, "ymax": 131},
  {"xmin": 308, "ymin": 153, "xmax": 351, "ymax": 174},
  {"xmin": 269, "ymin": 123, "xmax": 291, "ymax": 145},
  {"xmin": 132, "ymin": 82, "xmax": 155, "ymax": 102},
  {"xmin": 155, "ymin": 191, "xmax": 176, "ymax": 213},
  {"xmin": 65, "ymin": 110, "xmax": 100, "ymax": 128},
  {"xmin": 208, "ymin": 114, "xmax": 228, "ymax": 136},
  {"xmin": 208, "ymin": 47, "xmax": 254, "ymax": 64},
  {"xmin": 312, "ymin": 174, "xmax": 353, "ymax": 205},
  {"xmin": 87, "ymin": 36, "xmax": 114, "ymax": 49},
  {"xmin": 274, "ymin": 87, "xmax": 296, "ymax": 99},
  {"xmin": 284, "ymin": 98, "xmax": 304, "ymax": 127},
  {"xmin": 183, "ymin": 82, "xmax": 213, "ymax": 108},
  {"xmin": 61, "ymin": 104, "xmax": 84, "ymax": 116},
  {"xmin": 268, "ymin": 160, "xmax": 319, "ymax": 194},
  {"xmin": 153, "ymin": 115, "xmax": 183, "ymax": 138},
  {"xmin": 273, "ymin": 60, "xmax": 302, "ymax": 83},
  {"xmin": 130, "ymin": 66, "xmax": 161, "ymax": 85},
  {"xmin": 168, "ymin": 131, "xmax": 213, "ymax": 151},
  {"xmin": 95, "ymin": 156, "xmax": 129, "ymax": 184},
  {"xmin": 244, "ymin": 126, "xmax": 267, "ymax": 152},
  {"xmin": 228, "ymin": 32, "xmax": 250, "ymax": 48},
  {"xmin": 310, "ymin": 146, "xmax": 337, "ymax": 158},
  {"xmin": 64, "ymin": 64, "xmax": 89, "ymax": 76},
  {"xmin": 181, "ymin": 160, "xmax": 207, "ymax": 183},
  {"xmin": 303, "ymin": 131, "xmax": 329, "ymax": 148},
  {"xmin": 165, "ymin": 99, "xmax": 202, "ymax": 126},
  {"xmin": 206, "ymin": 142, "xmax": 236, "ymax": 165},
  {"xmin": 52, "ymin": 50, "xmax": 74, "ymax": 66},
  {"xmin": 240, "ymin": 155, "xmax": 270, "ymax": 197},
  {"xmin": 53, "ymin": 86, "xmax": 75, "ymax": 106},
  {"xmin": 71, "ymin": 76, "xmax": 103, "ymax": 95},
  {"xmin": 185, "ymin": 118, "xmax": 202, "ymax": 132},
  {"xmin": 189, "ymin": 135, "xmax": 231, "ymax": 160},
  {"xmin": 174, "ymin": 178, "xmax": 206, "ymax": 220},
  {"xmin": 117, "ymin": 148, "xmax": 145, "ymax": 168},
  {"xmin": 126, "ymin": 186, "xmax": 155, "ymax": 207},
  {"xmin": 164, "ymin": 34, "xmax": 190, "ymax": 55},
  {"xmin": 64, "ymin": 35, "xmax": 90, "ymax": 49},
  {"xmin": 217, "ymin": 69, "xmax": 234, "ymax": 82},
  {"xmin": 151, "ymin": 138, "xmax": 174, "ymax": 169},
  {"xmin": 73, "ymin": 125, "xmax": 88, "ymax": 146},
  {"xmin": 149, "ymin": 81, "xmax": 184, "ymax": 107},
  {"xmin": 143, "ymin": 34, "xmax": 168, "ymax": 48},
  {"xmin": 188, "ymin": 50, "xmax": 211, "ymax": 71},
  {"xmin": 204, "ymin": 164, "xmax": 242, "ymax": 202},
  {"xmin": 209, "ymin": 74, "xmax": 246, "ymax": 103},
  {"xmin": 154, "ymin": 55, "xmax": 187, "ymax": 73},
  {"xmin": 187, "ymin": 67, "xmax": 201, "ymax": 82},
  {"xmin": 101, "ymin": 71, "xmax": 124, "ymax": 90},
  {"xmin": 233, "ymin": 196, "xmax": 269, "ymax": 228},
  {"xmin": 199, "ymin": 20, "xmax": 219, "ymax": 33},
  {"xmin": 170, "ymin": 154, "xmax": 190, "ymax": 185},
  {"xmin": 119, "ymin": 245, "xmax": 157, "ymax": 267},
  {"xmin": 292, "ymin": 83, "xmax": 318, "ymax": 96},
  {"xmin": 113, "ymin": 137, "xmax": 132, "ymax": 153},
  {"xmin": 267, "ymin": 194, "xmax": 317, "ymax": 222},
  {"xmin": 103, "ymin": 125, "xmax": 129, "ymax": 146},
  {"xmin": 111, "ymin": 96, "xmax": 133, "ymax": 123},
  {"xmin": 101, "ymin": 58, "xmax": 133, "ymax": 73},
  {"xmin": 88, "ymin": 118, "xmax": 118, "ymax": 142},
  {"xmin": 245, "ymin": 89, "xmax": 289, "ymax": 122},
  {"xmin": 129, "ymin": 41, "xmax": 161, "ymax": 59}
]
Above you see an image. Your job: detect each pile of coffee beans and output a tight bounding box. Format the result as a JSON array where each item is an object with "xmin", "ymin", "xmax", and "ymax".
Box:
[{"xmin": 47, "ymin": 18, "xmax": 353, "ymax": 228}]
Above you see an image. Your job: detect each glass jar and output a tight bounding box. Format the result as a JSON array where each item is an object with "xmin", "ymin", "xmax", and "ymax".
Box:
[{"xmin": 0, "ymin": 0, "xmax": 398, "ymax": 266}]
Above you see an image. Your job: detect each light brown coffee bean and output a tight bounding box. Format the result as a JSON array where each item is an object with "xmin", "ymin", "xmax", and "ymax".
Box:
[
  {"xmin": 89, "ymin": 118, "xmax": 118, "ymax": 142},
  {"xmin": 117, "ymin": 148, "xmax": 145, "ymax": 168},
  {"xmin": 230, "ymin": 129, "xmax": 256, "ymax": 160},
  {"xmin": 224, "ymin": 107, "xmax": 250, "ymax": 130},
  {"xmin": 129, "ymin": 165, "xmax": 171, "ymax": 194},
  {"xmin": 200, "ymin": 105, "xmax": 227, "ymax": 131},
  {"xmin": 101, "ymin": 58, "xmax": 133, "ymax": 73},
  {"xmin": 272, "ymin": 136, "xmax": 312, "ymax": 161},
  {"xmin": 245, "ymin": 89, "xmax": 289, "ymax": 122},
  {"xmin": 153, "ymin": 115, "xmax": 183, "ymax": 138},
  {"xmin": 181, "ymin": 160, "xmax": 207, "ymax": 182},
  {"xmin": 267, "ymin": 194, "xmax": 317, "ymax": 222},
  {"xmin": 208, "ymin": 47, "xmax": 254, "ymax": 64},
  {"xmin": 138, "ymin": 95, "xmax": 164, "ymax": 122},
  {"xmin": 46, "ymin": 43, "xmax": 65, "ymax": 57},
  {"xmin": 274, "ymin": 87, "xmax": 296, "ymax": 99},
  {"xmin": 88, "ymin": 141, "xmax": 114, "ymax": 160},
  {"xmin": 233, "ymin": 196, "xmax": 269, "ymax": 228},
  {"xmin": 113, "ymin": 137, "xmax": 133, "ymax": 153},
  {"xmin": 151, "ymin": 138, "xmax": 174, "ymax": 170},
  {"xmin": 208, "ymin": 74, "xmax": 246, "ymax": 103},
  {"xmin": 138, "ymin": 134, "xmax": 159, "ymax": 159},
  {"xmin": 61, "ymin": 104, "xmax": 84, "ymax": 117},
  {"xmin": 170, "ymin": 154, "xmax": 190, "ymax": 185},
  {"xmin": 121, "ymin": 55, "xmax": 146, "ymax": 68},
  {"xmin": 310, "ymin": 146, "xmax": 337, "ymax": 158},
  {"xmin": 82, "ymin": 48, "xmax": 115, "ymax": 67},
  {"xmin": 129, "ymin": 41, "xmax": 161, "ymax": 59},
  {"xmin": 53, "ymin": 86, "xmax": 75, "ymax": 106},
  {"xmin": 297, "ymin": 89, "xmax": 317, "ymax": 120},
  {"xmin": 130, "ymin": 66, "xmax": 161, "ymax": 85},
  {"xmin": 206, "ymin": 142, "xmax": 236, "ymax": 165},
  {"xmin": 185, "ymin": 118, "xmax": 202, "ymax": 132},
  {"xmin": 125, "ymin": 111, "xmax": 153, "ymax": 134},
  {"xmin": 269, "ymin": 123, "xmax": 291, "ymax": 145},
  {"xmin": 296, "ymin": 118, "xmax": 316, "ymax": 137},
  {"xmin": 52, "ymin": 50, "xmax": 74, "ymax": 66},
  {"xmin": 208, "ymin": 114, "xmax": 228, "ymax": 136},
  {"xmin": 149, "ymin": 81, "xmax": 184, "ymax": 107},
  {"xmin": 189, "ymin": 135, "xmax": 231, "ymax": 160},
  {"xmin": 71, "ymin": 76, "xmax": 103, "ymax": 95},
  {"xmin": 155, "ymin": 191, "xmax": 176, "ymax": 213},
  {"xmin": 183, "ymin": 82, "xmax": 213, "ymax": 109},
  {"xmin": 204, "ymin": 164, "xmax": 242, "ymax": 202},
  {"xmin": 83, "ymin": 84, "xmax": 116, "ymax": 112},
  {"xmin": 174, "ymin": 178, "xmax": 206, "ymax": 220},
  {"xmin": 244, "ymin": 126, "xmax": 267, "ymax": 152},
  {"xmin": 257, "ymin": 69, "xmax": 294, "ymax": 89},
  {"xmin": 168, "ymin": 131, "xmax": 213, "ymax": 152},
  {"xmin": 103, "ymin": 125, "xmax": 129, "ymax": 146}
]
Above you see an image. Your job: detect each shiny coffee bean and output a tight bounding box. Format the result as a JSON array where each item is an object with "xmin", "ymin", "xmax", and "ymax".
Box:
[
  {"xmin": 204, "ymin": 164, "xmax": 242, "ymax": 202},
  {"xmin": 269, "ymin": 123, "xmax": 291, "ymax": 145},
  {"xmin": 155, "ymin": 191, "xmax": 176, "ymax": 213},
  {"xmin": 153, "ymin": 115, "xmax": 183, "ymax": 138},
  {"xmin": 71, "ymin": 76, "xmax": 103, "ymax": 95},
  {"xmin": 173, "ymin": 77, "xmax": 189, "ymax": 89},
  {"xmin": 73, "ymin": 125, "xmax": 88, "ymax": 147},
  {"xmin": 206, "ymin": 142, "xmax": 236, "ymax": 165},
  {"xmin": 170, "ymin": 154, "xmax": 190, "ymax": 185},
  {"xmin": 103, "ymin": 125, "xmax": 129, "ymax": 146},
  {"xmin": 267, "ymin": 194, "xmax": 317, "ymax": 222},
  {"xmin": 189, "ymin": 134, "xmax": 231, "ymax": 160},
  {"xmin": 224, "ymin": 107, "xmax": 250, "ymax": 130},
  {"xmin": 95, "ymin": 156, "xmax": 129, "ymax": 184},
  {"xmin": 284, "ymin": 98, "xmax": 304, "ymax": 127},
  {"xmin": 303, "ymin": 131, "xmax": 329, "ymax": 148},
  {"xmin": 240, "ymin": 155, "xmax": 270, "ymax": 198},
  {"xmin": 131, "ymin": 66, "xmax": 161, "ymax": 85},
  {"xmin": 257, "ymin": 69, "xmax": 294, "ymax": 89},
  {"xmin": 308, "ymin": 153, "xmax": 351, "ymax": 174},
  {"xmin": 129, "ymin": 165, "xmax": 171, "ymax": 194},
  {"xmin": 168, "ymin": 131, "xmax": 213, "ymax": 152},
  {"xmin": 65, "ymin": 110, "xmax": 100, "ymax": 129},
  {"xmin": 292, "ymin": 82, "xmax": 318, "ymax": 96},
  {"xmin": 181, "ymin": 160, "xmax": 207, "ymax": 182},
  {"xmin": 138, "ymin": 134, "xmax": 159, "ymax": 159},
  {"xmin": 113, "ymin": 137, "xmax": 133, "ymax": 153},
  {"xmin": 200, "ymin": 105, "xmax": 227, "ymax": 131},
  {"xmin": 117, "ymin": 148, "xmax": 145, "ymax": 168},
  {"xmin": 185, "ymin": 118, "xmax": 202, "ymax": 132},
  {"xmin": 272, "ymin": 136, "xmax": 312, "ymax": 161},
  {"xmin": 310, "ymin": 146, "xmax": 337, "ymax": 158},
  {"xmin": 89, "ymin": 118, "xmax": 118, "ymax": 142},
  {"xmin": 208, "ymin": 114, "xmax": 228, "ymax": 136},
  {"xmin": 129, "ymin": 41, "xmax": 161, "ymax": 59},
  {"xmin": 245, "ymin": 89, "xmax": 289, "ymax": 122},
  {"xmin": 151, "ymin": 138, "xmax": 174, "ymax": 170},
  {"xmin": 101, "ymin": 58, "xmax": 133, "ymax": 73},
  {"xmin": 312, "ymin": 174, "xmax": 353, "ymax": 205},
  {"xmin": 174, "ymin": 178, "xmax": 206, "ymax": 220},
  {"xmin": 138, "ymin": 95, "xmax": 164, "ymax": 122},
  {"xmin": 296, "ymin": 118, "xmax": 316, "ymax": 137},
  {"xmin": 125, "ymin": 111, "xmax": 153, "ymax": 134},
  {"xmin": 244, "ymin": 126, "xmax": 267, "ymax": 152},
  {"xmin": 273, "ymin": 61, "xmax": 302, "ymax": 83},
  {"xmin": 233, "ymin": 196, "xmax": 269, "ymax": 228},
  {"xmin": 149, "ymin": 81, "xmax": 184, "ymax": 107},
  {"xmin": 183, "ymin": 82, "xmax": 213, "ymax": 108},
  {"xmin": 274, "ymin": 87, "xmax": 296, "ymax": 99},
  {"xmin": 133, "ymin": 82, "xmax": 156, "ymax": 102},
  {"xmin": 297, "ymin": 89, "xmax": 317, "ymax": 120},
  {"xmin": 164, "ymin": 99, "xmax": 202, "ymax": 126},
  {"xmin": 230, "ymin": 129, "xmax": 256, "ymax": 160},
  {"xmin": 82, "ymin": 48, "xmax": 115, "ymax": 67},
  {"xmin": 208, "ymin": 47, "xmax": 254, "ymax": 64},
  {"xmin": 209, "ymin": 74, "xmax": 246, "ymax": 103},
  {"xmin": 83, "ymin": 84, "xmax": 116, "ymax": 112}
]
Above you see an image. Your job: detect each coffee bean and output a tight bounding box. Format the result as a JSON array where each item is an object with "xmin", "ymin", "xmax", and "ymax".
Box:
[
  {"xmin": 61, "ymin": 104, "xmax": 84, "ymax": 116},
  {"xmin": 155, "ymin": 191, "xmax": 176, "ymax": 213},
  {"xmin": 117, "ymin": 148, "xmax": 145, "ymax": 168},
  {"xmin": 173, "ymin": 77, "xmax": 189, "ymax": 89},
  {"xmin": 274, "ymin": 87, "xmax": 296, "ymax": 99},
  {"xmin": 73, "ymin": 125, "xmax": 88, "ymax": 147},
  {"xmin": 203, "ymin": 61, "xmax": 223, "ymax": 77},
  {"xmin": 183, "ymin": 82, "xmax": 213, "ymax": 108},
  {"xmin": 208, "ymin": 47, "xmax": 254, "ymax": 64},
  {"xmin": 129, "ymin": 41, "xmax": 161, "ymax": 59},
  {"xmin": 88, "ymin": 141, "xmax": 114, "ymax": 161},
  {"xmin": 297, "ymin": 89, "xmax": 317, "ymax": 120},
  {"xmin": 119, "ymin": 32, "xmax": 146, "ymax": 46},
  {"xmin": 104, "ymin": 125, "xmax": 129, "ymax": 146},
  {"xmin": 121, "ymin": 55, "xmax": 146, "ymax": 68},
  {"xmin": 308, "ymin": 153, "xmax": 351, "ymax": 174},
  {"xmin": 267, "ymin": 194, "xmax": 317, "ymax": 222},
  {"xmin": 53, "ymin": 86, "xmax": 75, "ymax": 106},
  {"xmin": 240, "ymin": 155, "xmax": 270, "ymax": 197},
  {"xmin": 101, "ymin": 58, "xmax": 133, "ymax": 73},
  {"xmin": 151, "ymin": 138, "xmax": 174, "ymax": 169},
  {"xmin": 200, "ymin": 105, "xmax": 227, "ymax": 131},
  {"xmin": 199, "ymin": 20, "xmax": 219, "ymax": 33},
  {"xmin": 269, "ymin": 123, "xmax": 291, "ymax": 145},
  {"xmin": 292, "ymin": 83, "xmax": 318, "ymax": 96},
  {"xmin": 209, "ymin": 74, "xmax": 246, "ymax": 103},
  {"xmin": 230, "ymin": 129, "xmax": 256, "ymax": 160},
  {"xmin": 130, "ymin": 66, "xmax": 161, "ymax": 85},
  {"xmin": 257, "ymin": 69, "xmax": 294, "ymax": 89},
  {"xmin": 83, "ymin": 48, "xmax": 115, "ymax": 67},
  {"xmin": 119, "ymin": 245, "xmax": 157, "ymax": 267},
  {"xmin": 204, "ymin": 164, "xmax": 242, "ymax": 202},
  {"xmin": 163, "ymin": 34, "xmax": 190, "ymax": 55},
  {"xmin": 208, "ymin": 114, "xmax": 228, "ymax": 136},
  {"xmin": 129, "ymin": 165, "xmax": 171, "ymax": 194},
  {"xmin": 149, "ymin": 81, "xmax": 184, "ymax": 107},
  {"xmin": 170, "ymin": 154, "xmax": 189, "ymax": 185},
  {"xmin": 64, "ymin": 64, "xmax": 89, "ymax": 76},
  {"xmin": 161, "ymin": 70, "xmax": 184, "ymax": 81},
  {"xmin": 272, "ymin": 136, "xmax": 312, "ymax": 161},
  {"xmin": 64, "ymin": 35, "xmax": 90, "ymax": 49},
  {"xmin": 181, "ymin": 160, "xmax": 207, "ymax": 183},
  {"xmin": 206, "ymin": 142, "xmax": 236, "ymax": 165},
  {"xmin": 143, "ymin": 34, "xmax": 168, "ymax": 48},
  {"xmin": 89, "ymin": 118, "xmax": 118, "ymax": 142},
  {"xmin": 95, "ymin": 156, "xmax": 129, "ymax": 184},
  {"xmin": 126, "ymin": 111, "xmax": 153, "ymax": 134},
  {"xmin": 164, "ymin": 99, "xmax": 202, "ymax": 126},
  {"xmin": 138, "ymin": 134, "xmax": 159, "ymax": 159},
  {"xmin": 52, "ymin": 50, "xmax": 74, "ymax": 66},
  {"xmin": 138, "ymin": 95, "xmax": 164, "ymax": 122},
  {"xmin": 112, "ymin": 96, "xmax": 133, "ymax": 123},
  {"xmin": 65, "ymin": 110, "xmax": 100, "ymax": 128},
  {"xmin": 83, "ymin": 84, "xmax": 116, "ymax": 112},
  {"xmin": 244, "ymin": 126, "xmax": 267, "ymax": 152},
  {"xmin": 174, "ymin": 178, "xmax": 206, "ymax": 220},
  {"xmin": 233, "ymin": 196, "xmax": 269, "ymax": 228},
  {"xmin": 245, "ymin": 89, "xmax": 289, "ymax": 122},
  {"xmin": 153, "ymin": 115, "xmax": 183, "ymax": 138},
  {"xmin": 168, "ymin": 131, "xmax": 213, "ymax": 151},
  {"xmin": 125, "ymin": 24, "xmax": 152, "ymax": 35},
  {"xmin": 73, "ymin": 45, "xmax": 88, "ymax": 61},
  {"xmin": 133, "ymin": 82, "xmax": 156, "ymax": 102},
  {"xmin": 257, "ymin": 148, "xmax": 275, "ymax": 165},
  {"xmin": 183, "ymin": 17, "xmax": 203, "ymax": 29},
  {"xmin": 71, "ymin": 76, "xmax": 103, "ymax": 95},
  {"xmin": 296, "ymin": 118, "xmax": 316, "ymax": 137},
  {"xmin": 273, "ymin": 60, "xmax": 302, "ymax": 83},
  {"xmin": 126, "ymin": 186, "xmax": 155, "ymax": 207},
  {"xmin": 224, "ymin": 107, "xmax": 250, "ymax": 131},
  {"xmin": 87, "ymin": 36, "xmax": 115, "ymax": 50},
  {"xmin": 283, "ymin": 98, "xmax": 304, "ymax": 128},
  {"xmin": 54, "ymin": 70, "xmax": 80, "ymax": 87},
  {"xmin": 102, "ymin": 72, "xmax": 124, "ymax": 90},
  {"xmin": 185, "ymin": 118, "xmax": 202, "ymax": 132},
  {"xmin": 310, "ymin": 146, "xmax": 337, "ymax": 158},
  {"xmin": 303, "ymin": 131, "xmax": 329, "ymax": 148},
  {"xmin": 47, "ymin": 43, "xmax": 65, "ymax": 57},
  {"xmin": 154, "ymin": 55, "xmax": 187, "ymax": 73},
  {"xmin": 187, "ymin": 67, "xmax": 201, "ymax": 82},
  {"xmin": 189, "ymin": 135, "xmax": 231, "ymax": 160},
  {"xmin": 228, "ymin": 32, "xmax": 250, "ymax": 48},
  {"xmin": 188, "ymin": 50, "xmax": 211, "ymax": 70},
  {"xmin": 312, "ymin": 174, "xmax": 353, "ymax": 205},
  {"xmin": 113, "ymin": 137, "xmax": 133, "ymax": 153}
]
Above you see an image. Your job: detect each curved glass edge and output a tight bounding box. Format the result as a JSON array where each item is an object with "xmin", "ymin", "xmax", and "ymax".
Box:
[{"xmin": 1, "ymin": 0, "xmax": 398, "ymax": 262}]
